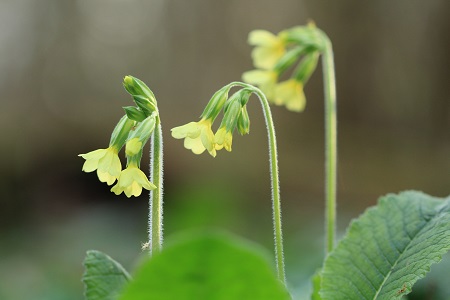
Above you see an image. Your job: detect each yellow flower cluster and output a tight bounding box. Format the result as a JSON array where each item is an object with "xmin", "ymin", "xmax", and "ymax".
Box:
[
  {"xmin": 79, "ymin": 76, "xmax": 159, "ymax": 198},
  {"xmin": 171, "ymin": 89, "xmax": 251, "ymax": 157},
  {"xmin": 242, "ymin": 26, "xmax": 321, "ymax": 112}
]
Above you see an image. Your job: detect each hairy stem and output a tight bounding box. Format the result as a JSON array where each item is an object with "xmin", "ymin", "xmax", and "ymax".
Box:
[
  {"xmin": 149, "ymin": 120, "xmax": 164, "ymax": 255},
  {"xmin": 321, "ymin": 36, "xmax": 337, "ymax": 254},
  {"xmin": 230, "ymin": 82, "xmax": 286, "ymax": 284}
]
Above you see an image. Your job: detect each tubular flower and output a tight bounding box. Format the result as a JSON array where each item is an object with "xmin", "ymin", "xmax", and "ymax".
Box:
[
  {"xmin": 242, "ymin": 70, "xmax": 277, "ymax": 101},
  {"xmin": 274, "ymin": 79, "xmax": 306, "ymax": 112},
  {"xmin": 249, "ymin": 30, "xmax": 286, "ymax": 70},
  {"xmin": 111, "ymin": 164, "xmax": 156, "ymax": 198},
  {"xmin": 171, "ymin": 118, "xmax": 216, "ymax": 157},
  {"xmin": 79, "ymin": 147, "xmax": 122, "ymax": 185},
  {"xmin": 214, "ymin": 127, "xmax": 233, "ymax": 152}
]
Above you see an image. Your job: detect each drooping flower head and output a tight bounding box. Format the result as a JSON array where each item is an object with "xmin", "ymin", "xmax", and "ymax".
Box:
[
  {"xmin": 171, "ymin": 86, "xmax": 231, "ymax": 157},
  {"xmin": 243, "ymin": 24, "xmax": 323, "ymax": 112},
  {"xmin": 79, "ymin": 75, "xmax": 159, "ymax": 196},
  {"xmin": 171, "ymin": 85, "xmax": 252, "ymax": 157}
]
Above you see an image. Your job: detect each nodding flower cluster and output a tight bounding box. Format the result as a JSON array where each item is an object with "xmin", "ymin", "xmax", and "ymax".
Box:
[
  {"xmin": 171, "ymin": 85, "xmax": 251, "ymax": 157},
  {"xmin": 79, "ymin": 76, "xmax": 159, "ymax": 197},
  {"xmin": 242, "ymin": 23, "xmax": 324, "ymax": 112}
]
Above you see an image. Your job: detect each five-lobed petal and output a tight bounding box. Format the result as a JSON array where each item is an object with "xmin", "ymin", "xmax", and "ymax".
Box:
[
  {"xmin": 111, "ymin": 166, "xmax": 156, "ymax": 198},
  {"xmin": 274, "ymin": 79, "xmax": 306, "ymax": 112},
  {"xmin": 171, "ymin": 119, "xmax": 216, "ymax": 157},
  {"xmin": 79, "ymin": 147, "xmax": 122, "ymax": 185},
  {"xmin": 249, "ymin": 30, "xmax": 286, "ymax": 70}
]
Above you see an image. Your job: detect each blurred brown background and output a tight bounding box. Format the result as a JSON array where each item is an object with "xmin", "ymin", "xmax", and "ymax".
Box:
[{"xmin": 0, "ymin": 0, "xmax": 449, "ymax": 299}]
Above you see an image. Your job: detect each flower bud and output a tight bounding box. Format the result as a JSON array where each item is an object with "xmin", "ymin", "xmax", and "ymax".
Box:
[
  {"xmin": 293, "ymin": 51, "xmax": 319, "ymax": 84},
  {"xmin": 237, "ymin": 105, "xmax": 250, "ymax": 135},
  {"xmin": 200, "ymin": 85, "xmax": 231, "ymax": 121},
  {"xmin": 109, "ymin": 115, "xmax": 135, "ymax": 149},
  {"xmin": 132, "ymin": 95, "xmax": 157, "ymax": 116},
  {"xmin": 123, "ymin": 106, "xmax": 146, "ymax": 122},
  {"xmin": 123, "ymin": 76, "xmax": 157, "ymax": 105},
  {"xmin": 221, "ymin": 97, "xmax": 242, "ymax": 132}
]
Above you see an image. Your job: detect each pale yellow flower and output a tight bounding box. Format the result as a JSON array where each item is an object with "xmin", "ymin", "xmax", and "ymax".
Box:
[
  {"xmin": 79, "ymin": 147, "xmax": 122, "ymax": 185},
  {"xmin": 171, "ymin": 119, "xmax": 216, "ymax": 157},
  {"xmin": 274, "ymin": 79, "xmax": 306, "ymax": 112},
  {"xmin": 249, "ymin": 30, "xmax": 286, "ymax": 70},
  {"xmin": 214, "ymin": 127, "xmax": 233, "ymax": 152},
  {"xmin": 111, "ymin": 165, "xmax": 156, "ymax": 198},
  {"xmin": 242, "ymin": 70, "xmax": 277, "ymax": 100}
]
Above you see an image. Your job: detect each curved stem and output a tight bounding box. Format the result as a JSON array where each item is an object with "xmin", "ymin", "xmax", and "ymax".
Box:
[
  {"xmin": 230, "ymin": 82, "xmax": 286, "ymax": 284},
  {"xmin": 321, "ymin": 37, "xmax": 337, "ymax": 254},
  {"xmin": 149, "ymin": 120, "xmax": 164, "ymax": 255}
]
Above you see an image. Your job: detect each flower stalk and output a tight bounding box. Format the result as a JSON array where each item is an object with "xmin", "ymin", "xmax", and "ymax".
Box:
[
  {"xmin": 149, "ymin": 120, "xmax": 164, "ymax": 254},
  {"xmin": 238, "ymin": 83, "xmax": 286, "ymax": 284},
  {"xmin": 321, "ymin": 35, "xmax": 337, "ymax": 253}
]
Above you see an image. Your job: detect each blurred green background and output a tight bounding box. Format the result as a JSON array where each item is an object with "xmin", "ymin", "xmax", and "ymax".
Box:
[{"xmin": 0, "ymin": 0, "xmax": 449, "ymax": 299}]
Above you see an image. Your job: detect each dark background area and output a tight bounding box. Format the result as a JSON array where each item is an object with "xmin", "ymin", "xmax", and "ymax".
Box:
[{"xmin": 0, "ymin": 0, "xmax": 449, "ymax": 299}]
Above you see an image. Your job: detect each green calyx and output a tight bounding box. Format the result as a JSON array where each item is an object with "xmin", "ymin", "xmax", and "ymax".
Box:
[
  {"xmin": 293, "ymin": 51, "xmax": 320, "ymax": 84},
  {"xmin": 200, "ymin": 85, "xmax": 231, "ymax": 121},
  {"xmin": 109, "ymin": 115, "xmax": 135, "ymax": 150},
  {"xmin": 123, "ymin": 76, "xmax": 157, "ymax": 105}
]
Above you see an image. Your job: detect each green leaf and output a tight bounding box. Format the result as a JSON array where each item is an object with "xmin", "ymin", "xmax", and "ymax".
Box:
[
  {"xmin": 321, "ymin": 191, "xmax": 450, "ymax": 300},
  {"xmin": 119, "ymin": 231, "xmax": 290, "ymax": 300},
  {"xmin": 83, "ymin": 250, "xmax": 131, "ymax": 300}
]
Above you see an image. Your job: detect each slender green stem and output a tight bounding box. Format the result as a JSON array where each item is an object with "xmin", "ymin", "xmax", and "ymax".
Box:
[
  {"xmin": 149, "ymin": 119, "xmax": 164, "ymax": 255},
  {"xmin": 321, "ymin": 36, "xmax": 337, "ymax": 254},
  {"xmin": 230, "ymin": 82, "xmax": 286, "ymax": 284}
]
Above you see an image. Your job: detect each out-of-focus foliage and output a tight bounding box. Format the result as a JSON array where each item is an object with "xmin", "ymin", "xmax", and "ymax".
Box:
[{"xmin": 119, "ymin": 231, "xmax": 290, "ymax": 300}]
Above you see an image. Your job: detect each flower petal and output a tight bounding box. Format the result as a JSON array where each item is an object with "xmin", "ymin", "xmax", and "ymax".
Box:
[
  {"xmin": 171, "ymin": 122, "xmax": 201, "ymax": 139},
  {"xmin": 184, "ymin": 137, "xmax": 206, "ymax": 154},
  {"xmin": 97, "ymin": 170, "xmax": 117, "ymax": 185},
  {"xmin": 248, "ymin": 30, "xmax": 277, "ymax": 46}
]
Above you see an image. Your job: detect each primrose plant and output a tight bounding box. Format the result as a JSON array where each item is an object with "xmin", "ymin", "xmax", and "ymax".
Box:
[{"xmin": 79, "ymin": 23, "xmax": 450, "ymax": 300}]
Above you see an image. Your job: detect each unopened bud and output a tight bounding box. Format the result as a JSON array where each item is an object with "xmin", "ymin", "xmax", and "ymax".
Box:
[{"xmin": 237, "ymin": 105, "xmax": 250, "ymax": 135}]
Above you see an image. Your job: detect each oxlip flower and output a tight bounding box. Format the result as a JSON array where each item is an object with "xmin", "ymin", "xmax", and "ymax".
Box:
[
  {"xmin": 274, "ymin": 79, "xmax": 306, "ymax": 112},
  {"xmin": 79, "ymin": 147, "xmax": 122, "ymax": 185},
  {"xmin": 79, "ymin": 115, "xmax": 134, "ymax": 185},
  {"xmin": 242, "ymin": 70, "xmax": 277, "ymax": 101},
  {"xmin": 111, "ymin": 163, "xmax": 156, "ymax": 198},
  {"xmin": 249, "ymin": 30, "xmax": 286, "ymax": 70},
  {"xmin": 171, "ymin": 118, "xmax": 216, "ymax": 157}
]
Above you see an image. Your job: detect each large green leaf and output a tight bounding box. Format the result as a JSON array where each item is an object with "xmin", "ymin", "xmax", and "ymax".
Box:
[
  {"xmin": 321, "ymin": 191, "xmax": 450, "ymax": 300},
  {"xmin": 83, "ymin": 250, "xmax": 131, "ymax": 300},
  {"xmin": 119, "ymin": 231, "xmax": 290, "ymax": 300}
]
